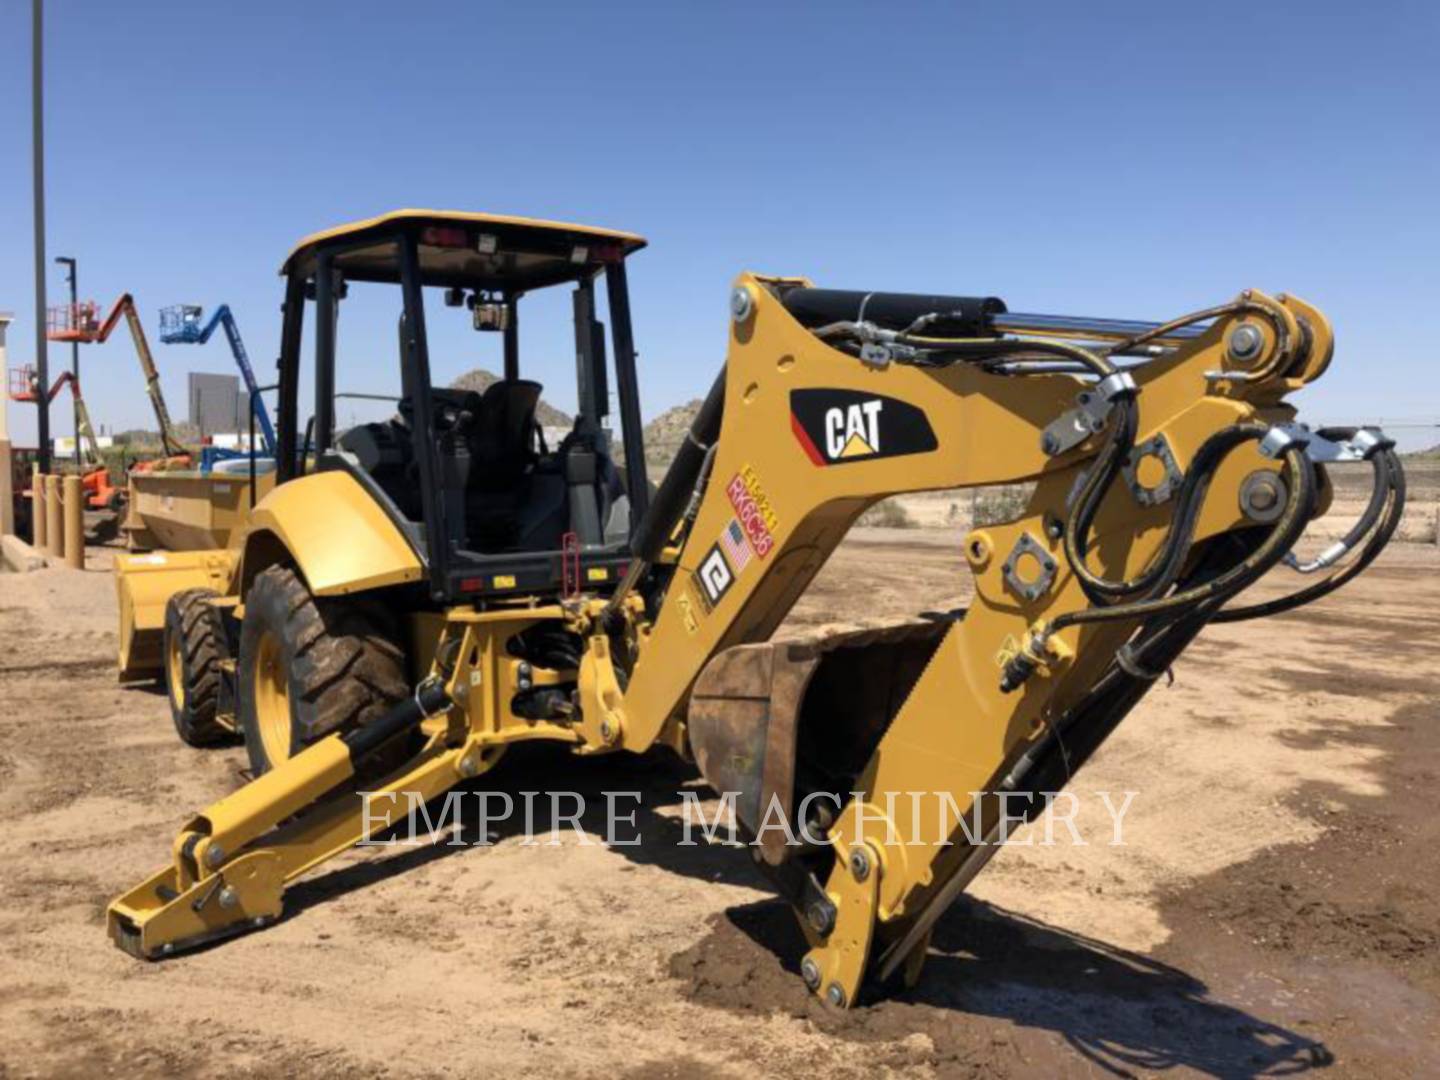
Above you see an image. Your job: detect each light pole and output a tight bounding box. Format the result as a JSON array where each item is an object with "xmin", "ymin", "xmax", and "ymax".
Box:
[
  {"xmin": 31, "ymin": 0, "xmax": 49, "ymax": 476},
  {"xmin": 55, "ymin": 255, "xmax": 77, "ymax": 466},
  {"xmin": 0, "ymin": 312, "xmax": 14, "ymax": 536}
]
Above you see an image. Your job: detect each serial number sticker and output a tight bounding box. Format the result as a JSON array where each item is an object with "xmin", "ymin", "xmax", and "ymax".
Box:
[{"xmin": 726, "ymin": 464, "xmax": 778, "ymax": 558}]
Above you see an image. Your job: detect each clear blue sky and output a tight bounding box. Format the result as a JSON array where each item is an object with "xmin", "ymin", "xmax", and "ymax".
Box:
[{"xmin": 2, "ymin": 1, "xmax": 1436, "ymax": 448}]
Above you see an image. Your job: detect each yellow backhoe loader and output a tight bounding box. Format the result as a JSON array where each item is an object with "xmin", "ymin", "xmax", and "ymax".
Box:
[{"xmin": 108, "ymin": 210, "xmax": 1404, "ymax": 1007}]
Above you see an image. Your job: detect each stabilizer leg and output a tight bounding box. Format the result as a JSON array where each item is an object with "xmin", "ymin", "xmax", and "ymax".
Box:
[{"xmin": 108, "ymin": 679, "xmax": 457, "ymax": 958}]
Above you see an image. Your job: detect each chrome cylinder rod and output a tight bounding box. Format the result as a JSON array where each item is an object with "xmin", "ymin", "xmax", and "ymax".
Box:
[{"xmin": 992, "ymin": 312, "xmax": 1209, "ymax": 346}]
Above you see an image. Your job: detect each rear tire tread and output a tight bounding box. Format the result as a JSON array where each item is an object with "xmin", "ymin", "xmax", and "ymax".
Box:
[
  {"xmin": 238, "ymin": 566, "xmax": 408, "ymax": 774},
  {"xmin": 165, "ymin": 588, "xmax": 230, "ymax": 748}
]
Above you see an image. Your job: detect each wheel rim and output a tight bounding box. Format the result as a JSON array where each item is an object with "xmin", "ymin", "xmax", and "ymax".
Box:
[
  {"xmin": 252, "ymin": 629, "xmax": 292, "ymax": 764},
  {"xmin": 166, "ymin": 632, "xmax": 186, "ymax": 710}
]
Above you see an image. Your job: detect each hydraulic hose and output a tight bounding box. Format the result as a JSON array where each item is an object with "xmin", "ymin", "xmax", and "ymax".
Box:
[
  {"xmin": 1060, "ymin": 396, "xmax": 1145, "ymax": 603},
  {"xmin": 1282, "ymin": 427, "xmax": 1394, "ymax": 575},
  {"xmin": 1001, "ymin": 445, "xmax": 1311, "ymax": 694},
  {"xmin": 997, "ymin": 432, "xmax": 1315, "ymax": 699},
  {"xmin": 1213, "ymin": 446, "xmax": 1405, "ymax": 623},
  {"xmin": 898, "ymin": 335, "xmax": 1121, "ymax": 379},
  {"xmin": 1047, "ymin": 438, "xmax": 1313, "ymax": 636},
  {"xmin": 1106, "ymin": 293, "xmax": 1296, "ymax": 384},
  {"xmin": 1066, "ymin": 422, "xmax": 1293, "ymax": 606}
]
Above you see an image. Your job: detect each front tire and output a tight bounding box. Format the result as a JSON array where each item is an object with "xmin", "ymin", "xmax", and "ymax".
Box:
[
  {"xmin": 163, "ymin": 588, "xmax": 230, "ymax": 747},
  {"xmin": 236, "ymin": 565, "xmax": 408, "ymax": 776}
]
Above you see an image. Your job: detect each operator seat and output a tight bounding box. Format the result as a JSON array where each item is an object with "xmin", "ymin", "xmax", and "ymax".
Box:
[
  {"xmin": 462, "ymin": 379, "xmax": 543, "ymax": 550},
  {"xmin": 467, "ymin": 380, "xmax": 543, "ymax": 488}
]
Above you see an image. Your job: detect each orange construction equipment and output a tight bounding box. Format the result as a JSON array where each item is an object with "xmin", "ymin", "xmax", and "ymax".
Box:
[
  {"xmin": 47, "ymin": 296, "xmax": 190, "ymax": 461},
  {"xmin": 7, "ymin": 365, "xmax": 124, "ymax": 512}
]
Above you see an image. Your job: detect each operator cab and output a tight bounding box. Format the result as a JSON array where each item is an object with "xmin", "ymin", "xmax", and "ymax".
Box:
[{"xmin": 276, "ymin": 210, "xmax": 651, "ymax": 604}]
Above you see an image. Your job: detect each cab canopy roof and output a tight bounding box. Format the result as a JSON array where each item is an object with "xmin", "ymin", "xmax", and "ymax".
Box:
[{"xmin": 280, "ymin": 209, "xmax": 647, "ymax": 292}]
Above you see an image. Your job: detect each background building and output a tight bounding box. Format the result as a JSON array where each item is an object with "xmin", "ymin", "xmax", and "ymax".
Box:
[{"xmin": 187, "ymin": 371, "xmax": 240, "ymax": 437}]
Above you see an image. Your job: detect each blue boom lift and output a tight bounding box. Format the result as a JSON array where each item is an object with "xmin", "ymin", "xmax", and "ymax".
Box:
[{"xmin": 158, "ymin": 305, "xmax": 277, "ymax": 472}]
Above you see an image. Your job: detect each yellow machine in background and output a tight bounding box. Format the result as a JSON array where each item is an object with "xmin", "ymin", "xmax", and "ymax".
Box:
[
  {"xmin": 116, "ymin": 466, "xmax": 277, "ymax": 682},
  {"xmin": 108, "ymin": 210, "xmax": 1404, "ymax": 1006}
]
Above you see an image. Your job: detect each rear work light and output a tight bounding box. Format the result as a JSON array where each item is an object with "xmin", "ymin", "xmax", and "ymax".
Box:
[{"xmin": 421, "ymin": 226, "xmax": 469, "ymax": 248}]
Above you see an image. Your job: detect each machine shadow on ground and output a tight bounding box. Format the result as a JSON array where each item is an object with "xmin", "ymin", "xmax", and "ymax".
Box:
[
  {"xmin": 720, "ymin": 896, "xmax": 1335, "ymax": 1078},
  {"xmin": 284, "ymin": 741, "xmax": 759, "ymax": 915}
]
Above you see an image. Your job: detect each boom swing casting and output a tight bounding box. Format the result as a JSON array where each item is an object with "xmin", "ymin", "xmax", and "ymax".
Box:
[{"xmin": 104, "ymin": 210, "xmax": 1402, "ymax": 1009}]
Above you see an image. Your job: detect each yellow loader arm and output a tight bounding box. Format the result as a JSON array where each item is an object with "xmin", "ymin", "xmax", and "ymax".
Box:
[{"xmin": 109, "ymin": 274, "xmax": 1404, "ymax": 1010}]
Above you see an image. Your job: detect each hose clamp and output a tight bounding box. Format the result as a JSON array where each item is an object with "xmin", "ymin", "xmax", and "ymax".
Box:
[
  {"xmin": 413, "ymin": 676, "xmax": 452, "ymax": 719},
  {"xmin": 1347, "ymin": 427, "xmax": 1390, "ymax": 460},
  {"xmin": 1262, "ymin": 422, "xmax": 1395, "ymax": 465},
  {"xmin": 1040, "ymin": 373, "xmax": 1136, "ymax": 457},
  {"xmin": 1258, "ymin": 422, "xmax": 1311, "ymax": 460},
  {"xmin": 1115, "ymin": 643, "xmax": 1171, "ymax": 683},
  {"xmin": 1096, "ymin": 371, "xmax": 1138, "ymax": 400}
]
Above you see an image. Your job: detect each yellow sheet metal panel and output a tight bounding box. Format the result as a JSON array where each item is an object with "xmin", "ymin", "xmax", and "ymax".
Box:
[
  {"xmin": 128, "ymin": 469, "xmax": 276, "ymax": 551},
  {"xmin": 242, "ymin": 470, "xmax": 423, "ymax": 596},
  {"xmin": 114, "ymin": 549, "xmax": 237, "ymax": 681}
]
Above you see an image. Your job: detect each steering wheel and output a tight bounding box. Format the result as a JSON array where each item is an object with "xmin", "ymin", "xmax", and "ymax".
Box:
[{"xmin": 433, "ymin": 390, "xmax": 483, "ymax": 435}]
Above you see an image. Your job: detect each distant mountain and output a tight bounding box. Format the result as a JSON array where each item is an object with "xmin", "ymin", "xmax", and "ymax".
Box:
[
  {"xmin": 450, "ymin": 369, "xmax": 573, "ymax": 429},
  {"xmin": 641, "ymin": 399, "xmax": 701, "ymax": 469}
]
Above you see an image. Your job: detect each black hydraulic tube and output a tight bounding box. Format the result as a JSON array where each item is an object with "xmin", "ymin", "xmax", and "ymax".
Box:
[
  {"xmin": 782, "ymin": 288, "xmax": 1006, "ymax": 336},
  {"xmin": 341, "ymin": 677, "xmax": 452, "ymax": 763},
  {"xmin": 629, "ymin": 367, "xmax": 726, "ymax": 563},
  {"xmin": 601, "ymin": 367, "xmax": 726, "ymax": 623}
]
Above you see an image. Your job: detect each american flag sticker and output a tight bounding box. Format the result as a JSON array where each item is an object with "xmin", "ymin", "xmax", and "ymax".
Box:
[{"xmin": 720, "ymin": 518, "xmax": 753, "ymax": 571}]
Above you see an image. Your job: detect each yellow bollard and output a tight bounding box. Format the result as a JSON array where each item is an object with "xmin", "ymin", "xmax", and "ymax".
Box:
[
  {"xmin": 45, "ymin": 474, "xmax": 63, "ymax": 560},
  {"xmin": 63, "ymin": 474, "xmax": 84, "ymax": 569},
  {"xmin": 32, "ymin": 468, "xmax": 48, "ymax": 551}
]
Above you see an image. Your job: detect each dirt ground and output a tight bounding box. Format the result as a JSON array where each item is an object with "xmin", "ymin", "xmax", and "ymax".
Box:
[{"xmin": 0, "ymin": 526, "xmax": 1436, "ymax": 1078}]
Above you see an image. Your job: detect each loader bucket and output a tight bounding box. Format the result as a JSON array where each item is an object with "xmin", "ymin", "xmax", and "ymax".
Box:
[
  {"xmin": 115, "ymin": 549, "xmax": 236, "ymax": 681},
  {"xmin": 688, "ymin": 621, "xmax": 949, "ymax": 864}
]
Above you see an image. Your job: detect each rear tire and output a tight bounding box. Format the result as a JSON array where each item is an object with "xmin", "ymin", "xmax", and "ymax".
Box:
[
  {"xmin": 163, "ymin": 588, "xmax": 231, "ymax": 747},
  {"xmin": 237, "ymin": 565, "xmax": 408, "ymax": 776}
]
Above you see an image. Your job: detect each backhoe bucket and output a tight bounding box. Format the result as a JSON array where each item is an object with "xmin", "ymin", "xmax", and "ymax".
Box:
[
  {"xmin": 688, "ymin": 621, "xmax": 949, "ymax": 864},
  {"xmin": 115, "ymin": 549, "xmax": 236, "ymax": 681}
]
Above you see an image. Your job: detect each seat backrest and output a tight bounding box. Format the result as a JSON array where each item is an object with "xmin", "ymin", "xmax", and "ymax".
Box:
[{"xmin": 468, "ymin": 379, "xmax": 542, "ymax": 490}]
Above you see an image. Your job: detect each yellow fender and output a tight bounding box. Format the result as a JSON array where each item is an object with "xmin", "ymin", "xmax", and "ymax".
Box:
[{"xmin": 239, "ymin": 470, "xmax": 424, "ymax": 597}]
